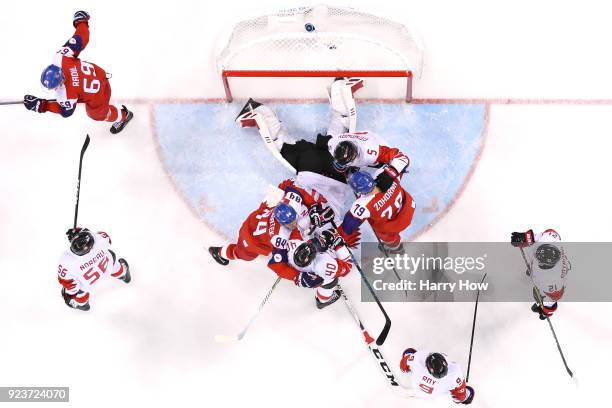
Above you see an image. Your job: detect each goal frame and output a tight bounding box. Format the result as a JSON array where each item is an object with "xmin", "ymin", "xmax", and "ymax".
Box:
[{"xmin": 221, "ymin": 70, "xmax": 413, "ymax": 103}]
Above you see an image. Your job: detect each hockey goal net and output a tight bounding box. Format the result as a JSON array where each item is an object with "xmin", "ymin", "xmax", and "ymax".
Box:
[{"xmin": 216, "ymin": 4, "xmax": 423, "ymax": 102}]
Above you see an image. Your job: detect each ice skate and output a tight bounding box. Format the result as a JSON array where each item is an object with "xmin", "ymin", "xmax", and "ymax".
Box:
[
  {"xmin": 209, "ymin": 246, "xmax": 230, "ymax": 266},
  {"xmin": 110, "ymin": 105, "xmax": 134, "ymax": 134}
]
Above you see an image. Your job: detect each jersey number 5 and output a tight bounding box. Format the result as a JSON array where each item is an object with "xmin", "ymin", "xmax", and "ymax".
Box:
[{"xmin": 80, "ymin": 61, "xmax": 101, "ymax": 94}]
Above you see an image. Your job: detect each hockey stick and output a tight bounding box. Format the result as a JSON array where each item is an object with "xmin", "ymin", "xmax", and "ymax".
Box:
[
  {"xmin": 332, "ymin": 221, "xmax": 391, "ymax": 346},
  {"xmin": 1, "ymin": 98, "xmax": 58, "ymax": 106},
  {"xmin": 214, "ymin": 276, "xmax": 282, "ymax": 343},
  {"xmin": 339, "ymin": 285, "xmax": 414, "ymax": 397},
  {"xmin": 519, "ymin": 247, "xmax": 574, "ymax": 379},
  {"xmin": 73, "ymin": 135, "xmax": 90, "ymax": 228},
  {"xmin": 466, "ymin": 273, "xmax": 487, "ymax": 383},
  {"xmin": 370, "ymin": 230, "xmax": 406, "ymax": 298}
]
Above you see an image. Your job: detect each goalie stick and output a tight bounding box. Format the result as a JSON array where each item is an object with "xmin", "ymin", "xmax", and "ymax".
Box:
[
  {"xmin": 519, "ymin": 247, "xmax": 575, "ymax": 380},
  {"xmin": 214, "ymin": 277, "xmax": 282, "ymax": 343},
  {"xmin": 73, "ymin": 135, "xmax": 90, "ymax": 228},
  {"xmin": 339, "ymin": 285, "xmax": 414, "ymax": 397}
]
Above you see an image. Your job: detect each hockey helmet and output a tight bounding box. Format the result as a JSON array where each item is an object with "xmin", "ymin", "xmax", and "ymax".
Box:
[
  {"xmin": 40, "ymin": 65, "xmax": 64, "ymax": 90},
  {"xmin": 293, "ymin": 241, "xmax": 317, "ymax": 268},
  {"xmin": 273, "ymin": 202, "xmax": 297, "ymax": 226},
  {"xmin": 535, "ymin": 244, "xmax": 561, "ymax": 269},
  {"xmin": 348, "ymin": 171, "xmax": 375, "ymax": 195},
  {"xmin": 333, "ymin": 141, "xmax": 358, "ymax": 167},
  {"xmin": 70, "ymin": 230, "xmax": 95, "ymax": 256},
  {"xmin": 425, "ymin": 353, "xmax": 448, "ymax": 379}
]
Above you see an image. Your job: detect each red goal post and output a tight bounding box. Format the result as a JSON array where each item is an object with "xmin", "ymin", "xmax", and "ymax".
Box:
[{"xmin": 217, "ymin": 5, "xmax": 423, "ymax": 103}]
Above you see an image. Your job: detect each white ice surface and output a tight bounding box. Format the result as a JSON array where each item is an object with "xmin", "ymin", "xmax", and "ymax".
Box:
[{"xmin": 1, "ymin": 1, "xmax": 611, "ymax": 407}]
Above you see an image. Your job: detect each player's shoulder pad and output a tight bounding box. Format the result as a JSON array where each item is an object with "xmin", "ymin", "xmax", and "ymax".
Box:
[{"xmin": 269, "ymin": 248, "xmax": 289, "ymax": 265}]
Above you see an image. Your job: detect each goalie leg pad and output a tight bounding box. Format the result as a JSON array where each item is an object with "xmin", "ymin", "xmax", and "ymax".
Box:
[{"xmin": 327, "ymin": 78, "xmax": 363, "ymax": 133}]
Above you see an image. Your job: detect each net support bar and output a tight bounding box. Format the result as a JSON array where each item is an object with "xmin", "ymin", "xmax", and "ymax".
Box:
[{"xmin": 221, "ymin": 70, "xmax": 413, "ymax": 103}]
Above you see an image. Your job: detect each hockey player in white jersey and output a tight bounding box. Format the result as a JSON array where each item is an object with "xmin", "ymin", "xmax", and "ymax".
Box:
[
  {"xmin": 399, "ymin": 348, "xmax": 474, "ymax": 404},
  {"xmin": 267, "ymin": 230, "xmax": 353, "ymax": 308},
  {"xmin": 234, "ymin": 80, "xmax": 367, "ymax": 220},
  {"xmin": 57, "ymin": 228, "xmax": 131, "ymax": 311},
  {"xmin": 511, "ymin": 228, "xmax": 569, "ymax": 319},
  {"xmin": 317, "ymin": 78, "xmax": 410, "ymax": 192}
]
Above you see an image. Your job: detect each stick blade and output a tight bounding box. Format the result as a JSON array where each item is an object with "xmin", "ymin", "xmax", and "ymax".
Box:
[
  {"xmin": 81, "ymin": 134, "xmax": 90, "ymax": 154},
  {"xmin": 375, "ymin": 318, "xmax": 391, "ymax": 346}
]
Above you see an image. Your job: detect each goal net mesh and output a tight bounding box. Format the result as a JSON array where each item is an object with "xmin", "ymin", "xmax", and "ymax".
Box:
[{"xmin": 217, "ymin": 4, "xmax": 423, "ymax": 74}]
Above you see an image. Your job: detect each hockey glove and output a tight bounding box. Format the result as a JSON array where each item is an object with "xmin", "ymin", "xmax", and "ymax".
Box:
[
  {"xmin": 531, "ymin": 302, "xmax": 557, "ymax": 320},
  {"xmin": 510, "ymin": 230, "xmax": 534, "ymax": 247},
  {"xmin": 399, "ymin": 348, "xmax": 416, "ymax": 373},
  {"xmin": 66, "ymin": 227, "xmax": 83, "ymax": 242},
  {"xmin": 335, "ymin": 258, "xmax": 353, "ymax": 277},
  {"xmin": 320, "ymin": 228, "xmax": 345, "ymax": 250},
  {"xmin": 24, "ymin": 95, "xmax": 48, "ymax": 113},
  {"xmin": 375, "ymin": 165, "xmax": 399, "ymax": 192},
  {"xmin": 309, "ymin": 204, "xmax": 335, "ymax": 228},
  {"xmin": 461, "ymin": 386, "xmax": 475, "ymax": 405},
  {"xmin": 73, "ymin": 10, "xmax": 90, "ymax": 27},
  {"xmin": 294, "ymin": 272, "xmax": 324, "ymax": 288}
]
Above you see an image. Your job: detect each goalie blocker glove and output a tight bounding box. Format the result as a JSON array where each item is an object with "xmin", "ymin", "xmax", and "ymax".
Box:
[{"xmin": 511, "ymin": 229, "xmax": 535, "ymax": 247}]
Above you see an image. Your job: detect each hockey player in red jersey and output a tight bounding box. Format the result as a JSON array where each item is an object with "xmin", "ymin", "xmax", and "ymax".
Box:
[
  {"xmin": 23, "ymin": 11, "xmax": 133, "ymax": 134},
  {"xmin": 399, "ymin": 348, "xmax": 474, "ymax": 404},
  {"xmin": 209, "ymin": 177, "xmax": 342, "ymax": 265},
  {"xmin": 58, "ymin": 228, "xmax": 131, "ymax": 311},
  {"xmin": 511, "ymin": 228, "xmax": 569, "ymax": 319},
  {"xmin": 209, "ymin": 201, "xmax": 301, "ymax": 265},
  {"xmin": 338, "ymin": 170, "xmax": 415, "ymax": 252},
  {"xmin": 267, "ymin": 230, "xmax": 353, "ymax": 309}
]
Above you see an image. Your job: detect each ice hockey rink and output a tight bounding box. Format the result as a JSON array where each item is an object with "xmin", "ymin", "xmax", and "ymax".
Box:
[{"xmin": 1, "ymin": 0, "xmax": 612, "ymax": 407}]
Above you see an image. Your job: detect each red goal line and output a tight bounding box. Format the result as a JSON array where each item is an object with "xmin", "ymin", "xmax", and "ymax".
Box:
[{"xmin": 221, "ymin": 70, "xmax": 413, "ymax": 103}]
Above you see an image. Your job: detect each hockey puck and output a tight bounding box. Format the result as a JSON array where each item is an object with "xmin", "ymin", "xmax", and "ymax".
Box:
[{"xmin": 305, "ymin": 23, "xmax": 315, "ymax": 32}]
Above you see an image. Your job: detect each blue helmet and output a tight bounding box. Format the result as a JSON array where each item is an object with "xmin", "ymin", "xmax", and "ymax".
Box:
[
  {"xmin": 273, "ymin": 202, "xmax": 297, "ymax": 225},
  {"xmin": 349, "ymin": 171, "xmax": 375, "ymax": 195},
  {"xmin": 40, "ymin": 65, "xmax": 64, "ymax": 89}
]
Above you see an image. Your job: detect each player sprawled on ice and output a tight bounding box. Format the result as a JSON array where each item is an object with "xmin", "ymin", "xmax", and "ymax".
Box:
[
  {"xmin": 234, "ymin": 78, "xmax": 412, "ymax": 245},
  {"xmin": 511, "ymin": 228, "xmax": 569, "ymax": 319},
  {"xmin": 208, "ymin": 178, "xmax": 340, "ymax": 265},
  {"xmin": 317, "ymin": 78, "xmax": 410, "ymax": 193},
  {"xmin": 267, "ymin": 230, "xmax": 353, "ymax": 309},
  {"xmin": 24, "ymin": 11, "xmax": 133, "ymax": 134},
  {"xmin": 57, "ymin": 228, "xmax": 131, "ymax": 311},
  {"xmin": 399, "ymin": 348, "xmax": 474, "ymax": 404}
]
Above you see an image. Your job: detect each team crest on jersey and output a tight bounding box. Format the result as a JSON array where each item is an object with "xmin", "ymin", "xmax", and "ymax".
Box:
[{"xmin": 153, "ymin": 102, "xmax": 487, "ymax": 240}]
